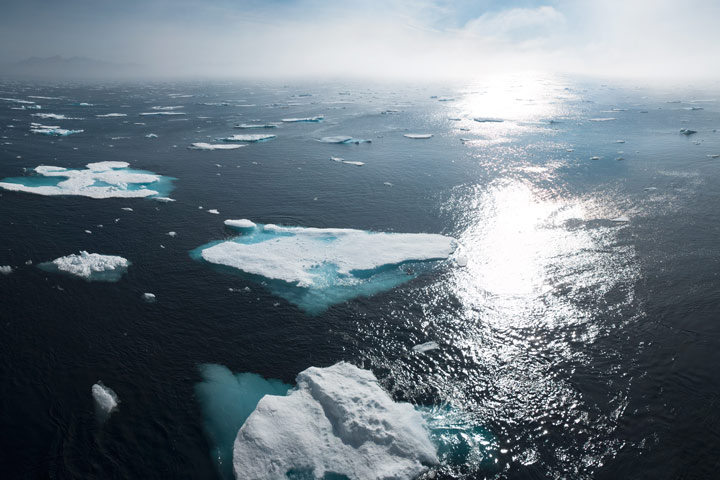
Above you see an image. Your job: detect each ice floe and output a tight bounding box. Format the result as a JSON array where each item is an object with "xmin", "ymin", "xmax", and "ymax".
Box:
[
  {"xmin": 96, "ymin": 113, "xmax": 127, "ymax": 118},
  {"xmin": 234, "ymin": 123, "xmax": 278, "ymax": 129},
  {"xmin": 232, "ymin": 362, "xmax": 438, "ymax": 479},
  {"xmin": 139, "ymin": 111, "xmax": 186, "ymax": 116},
  {"xmin": 92, "ymin": 382, "xmax": 119, "ymax": 416},
  {"xmin": 0, "ymin": 265, "xmax": 13, "ymax": 275},
  {"xmin": 224, "ymin": 219, "xmax": 256, "ymax": 229},
  {"xmin": 412, "ymin": 341, "xmax": 439, "ymax": 353},
  {"xmin": 221, "ymin": 134, "xmax": 276, "ymax": 143},
  {"xmin": 189, "ymin": 143, "xmax": 245, "ymax": 150},
  {"xmin": 404, "ymin": 133, "xmax": 433, "ymax": 139},
  {"xmin": 30, "ymin": 123, "xmax": 83, "ymax": 136},
  {"xmin": 40, "ymin": 251, "xmax": 130, "ymax": 281},
  {"xmin": 318, "ymin": 136, "xmax": 371, "ymax": 144},
  {"xmin": 145, "ymin": 133, "xmax": 158, "ymax": 138},
  {"xmin": 281, "ymin": 115, "xmax": 324, "ymax": 123},
  {"xmin": 192, "ymin": 221, "xmax": 456, "ymax": 312},
  {"xmin": 610, "ymin": 215, "xmax": 630, "ymax": 223},
  {"xmin": 473, "ymin": 117, "xmax": 504, "ymax": 123},
  {"xmin": 31, "ymin": 113, "xmax": 81, "ymax": 120},
  {"xmin": 143, "ymin": 292, "xmax": 156, "ymax": 302},
  {"xmin": 151, "ymin": 106, "xmax": 184, "ymax": 110},
  {"xmin": 680, "ymin": 128, "xmax": 697, "ymax": 135},
  {"xmin": 331, "ymin": 156, "xmax": 364, "ymax": 166},
  {"xmin": 589, "ymin": 117, "xmax": 616, "ymax": 122},
  {"xmin": 0, "ymin": 161, "xmax": 174, "ymax": 199}
]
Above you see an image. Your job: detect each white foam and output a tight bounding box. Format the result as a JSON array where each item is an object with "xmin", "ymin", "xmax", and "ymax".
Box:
[
  {"xmin": 201, "ymin": 223, "xmax": 455, "ymax": 288},
  {"xmin": 51, "ymin": 251, "xmax": 129, "ymax": 279},
  {"xmin": 233, "ymin": 362, "xmax": 437, "ymax": 479},
  {"xmin": 0, "ymin": 98, "xmax": 35, "ymax": 104},
  {"xmin": 96, "ymin": 113, "xmax": 127, "ymax": 118},
  {"xmin": 145, "ymin": 133, "xmax": 158, "ymax": 138},
  {"xmin": 0, "ymin": 265, "xmax": 13, "ymax": 275},
  {"xmin": 92, "ymin": 382, "xmax": 119, "ymax": 413},
  {"xmin": 404, "ymin": 133, "xmax": 433, "ymax": 139},
  {"xmin": 0, "ymin": 161, "xmax": 165, "ymax": 199},
  {"xmin": 189, "ymin": 142, "xmax": 245, "ymax": 150},
  {"xmin": 222, "ymin": 134, "xmax": 276, "ymax": 142},
  {"xmin": 151, "ymin": 106, "xmax": 184, "ymax": 110},
  {"xmin": 225, "ymin": 219, "xmax": 257, "ymax": 229}
]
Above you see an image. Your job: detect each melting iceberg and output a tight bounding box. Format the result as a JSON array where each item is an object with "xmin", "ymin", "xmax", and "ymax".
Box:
[
  {"xmin": 191, "ymin": 220, "xmax": 456, "ymax": 313},
  {"xmin": 189, "ymin": 143, "xmax": 245, "ymax": 150},
  {"xmin": 221, "ymin": 134, "xmax": 276, "ymax": 143},
  {"xmin": 30, "ymin": 123, "xmax": 83, "ymax": 136},
  {"xmin": 39, "ymin": 251, "xmax": 130, "ymax": 281},
  {"xmin": 0, "ymin": 161, "xmax": 175, "ymax": 199},
  {"xmin": 404, "ymin": 133, "xmax": 433, "ymax": 139},
  {"xmin": 281, "ymin": 116, "xmax": 324, "ymax": 123},
  {"xmin": 318, "ymin": 136, "xmax": 371, "ymax": 144}
]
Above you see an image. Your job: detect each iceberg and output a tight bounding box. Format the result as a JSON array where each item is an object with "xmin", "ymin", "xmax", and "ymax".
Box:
[
  {"xmin": 151, "ymin": 106, "xmax": 184, "ymax": 110},
  {"xmin": 221, "ymin": 134, "xmax": 276, "ymax": 143},
  {"xmin": 473, "ymin": 117, "xmax": 503, "ymax": 123},
  {"xmin": 30, "ymin": 123, "xmax": 83, "ymax": 136},
  {"xmin": 589, "ymin": 117, "xmax": 616, "ymax": 122},
  {"xmin": 191, "ymin": 220, "xmax": 456, "ymax": 313},
  {"xmin": 331, "ymin": 157, "xmax": 364, "ymax": 166},
  {"xmin": 31, "ymin": 113, "xmax": 81, "ymax": 120},
  {"xmin": 412, "ymin": 341, "xmax": 439, "ymax": 353},
  {"xmin": 318, "ymin": 136, "xmax": 371, "ymax": 144},
  {"xmin": 96, "ymin": 113, "xmax": 127, "ymax": 118},
  {"xmin": 0, "ymin": 161, "xmax": 175, "ymax": 199},
  {"xmin": 139, "ymin": 111, "xmax": 186, "ymax": 116},
  {"xmin": 404, "ymin": 133, "xmax": 433, "ymax": 139},
  {"xmin": 92, "ymin": 382, "xmax": 119, "ymax": 416},
  {"xmin": 234, "ymin": 123, "xmax": 278, "ymax": 129},
  {"xmin": 232, "ymin": 362, "xmax": 438, "ymax": 480},
  {"xmin": 189, "ymin": 143, "xmax": 245, "ymax": 150},
  {"xmin": 281, "ymin": 116, "xmax": 324, "ymax": 123},
  {"xmin": 143, "ymin": 292, "xmax": 156, "ymax": 302},
  {"xmin": 40, "ymin": 251, "xmax": 130, "ymax": 281},
  {"xmin": 224, "ymin": 219, "xmax": 256, "ymax": 229},
  {"xmin": 0, "ymin": 265, "xmax": 13, "ymax": 275},
  {"xmin": 680, "ymin": 128, "xmax": 697, "ymax": 135}
]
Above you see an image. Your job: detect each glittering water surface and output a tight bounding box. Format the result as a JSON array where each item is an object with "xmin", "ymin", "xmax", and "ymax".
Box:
[{"xmin": 1, "ymin": 75, "xmax": 719, "ymax": 479}]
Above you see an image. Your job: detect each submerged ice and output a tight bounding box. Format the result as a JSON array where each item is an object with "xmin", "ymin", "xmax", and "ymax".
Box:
[
  {"xmin": 192, "ymin": 220, "xmax": 456, "ymax": 312},
  {"xmin": 40, "ymin": 251, "xmax": 130, "ymax": 281},
  {"xmin": 0, "ymin": 161, "xmax": 174, "ymax": 199}
]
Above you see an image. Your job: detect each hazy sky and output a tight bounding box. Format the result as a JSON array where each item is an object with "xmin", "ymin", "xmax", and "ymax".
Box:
[{"xmin": 2, "ymin": 0, "xmax": 719, "ymax": 79}]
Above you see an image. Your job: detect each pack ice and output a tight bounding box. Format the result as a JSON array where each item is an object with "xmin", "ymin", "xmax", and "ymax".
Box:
[
  {"xmin": 192, "ymin": 220, "xmax": 456, "ymax": 313},
  {"xmin": 40, "ymin": 251, "xmax": 130, "ymax": 281},
  {"xmin": 0, "ymin": 161, "xmax": 175, "ymax": 199},
  {"xmin": 232, "ymin": 362, "xmax": 438, "ymax": 479}
]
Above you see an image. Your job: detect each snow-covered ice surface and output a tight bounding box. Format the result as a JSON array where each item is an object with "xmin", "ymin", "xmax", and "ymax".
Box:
[
  {"xmin": 189, "ymin": 143, "xmax": 245, "ymax": 150},
  {"xmin": 39, "ymin": 251, "xmax": 130, "ymax": 282},
  {"xmin": 192, "ymin": 220, "xmax": 456, "ymax": 313},
  {"xmin": 232, "ymin": 362, "xmax": 438, "ymax": 480},
  {"xmin": 0, "ymin": 161, "xmax": 175, "ymax": 199},
  {"xmin": 221, "ymin": 134, "xmax": 276, "ymax": 143}
]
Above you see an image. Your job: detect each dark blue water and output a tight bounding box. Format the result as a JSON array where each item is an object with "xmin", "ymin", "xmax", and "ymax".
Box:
[{"xmin": 1, "ymin": 75, "xmax": 719, "ymax": 479}]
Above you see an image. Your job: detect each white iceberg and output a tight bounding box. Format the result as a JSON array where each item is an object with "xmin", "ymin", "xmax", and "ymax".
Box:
[
  {"xmin": 412, "ymin": 341, "xmax": 439, "ymax": 353},
  {"xmin": 589, "ymin": 117, "xmax": 616, "ymax": 122},
  {"xmin": 0, "ymin": 161, "xmax": 174, "ymax": 199},
  {"xmin": 151, "ymin": 106, "xmax": 183, "ymax": 110},
  {"xmin": 224, "ymin": 219, "xmax": 256, "ymax": 229},
  {"xmin": 139, "ymin": 111, "xmax": 186, "ymax": 116},
  {"xmin": 222, "ymin": 134, "xmax": 276, "ymax": 143},
  {"xmin": 281, "ymin": 116, "xmax": 324, "ymax": 123},
  {"xmin": 31, "ymin": 113, "xmax": 81, "ymax": 120},
  {"xmin": 92, "ymin": 382, "xmax": 119, "ymax": 414},
  {"xmin": 30, "ymin": 123, "xmax": 83, "ymax": 136},
  {"xmin": 189, "ymin": 143, "xmax": 245, "ymax": 150},
  {"xmin": 331, "ymin": 156, "xmax": 364, "ymax": 166},
  {"xmin": 404, "ymin": 133, "xmax": 433, "ymax": 139},
  {"xmin": 233, "ymin": 362, "xmax": 438, "ymax": 480},
  {"xmin": 208, "ymin": 209, "xmax": 220, "ymax": 215},
  {"xmin": 42, "ymin": 251, "xmax": 130, "ymax": 281},
  {"xmin": 0, "ymin": 265, "xmax": 13, "ymax": 275},
  {"xmin": 193, "ymin": 221, "xmax": 455, "ymax": 312},
  {"xmin": 96, "ymin": 113, "xmax": 127, "ymax": 118},
  {"xmin": 318, "ymin": 136, "xmax": 371, "ymax": 144},
  {"xmin": 143, "ymin": 292, "xmax": 156, "ymax": 302}
]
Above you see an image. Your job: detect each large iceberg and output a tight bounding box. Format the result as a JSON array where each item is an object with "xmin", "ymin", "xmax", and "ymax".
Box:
[
  {"xmin": 191, "ymin": 220, "xmax": 456, "ymax": 313},
  {"xmin": 0, "ymin": 161, "xmax": 175, "ymax": 199},
  {"xmin": 40, "ymin": 251, "xmax": 130, "ymax": 281},
  {"xmin": 233, "ymin": 362, "xmax": 438, "ymax": 479},
  {"xmin": 221, "ymin": 134, "xmax": 276, "ymax": 143}
]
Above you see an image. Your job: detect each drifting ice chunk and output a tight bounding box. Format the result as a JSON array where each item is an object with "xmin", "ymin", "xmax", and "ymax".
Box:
[
  {"xmin": 208, "ymin": 209, "xmax": 220, "ymax": 215},
  {"xmin": 151, "ymin": 106, "xmax": 184, "ymax": 110},
  {"xmin": 189, "ymin": 143, "xmax": 245, "ymax": 150},
  {"xmin": 0, "ymin": 265, "xmax": 13, "ymax": 275},
  {"xmin": 318, "ymin": 136, "xmax": 371, "ymax": 144},
  {"xmin": 610, "ymin": 215, "xmax": 630, "ymax": 223},
  {"xmin": 222, "ymin": 134, "xmax": 276, "ymax": 143},
  {"xmin": 331, "ymin": 157, "xmax": 364, "ymax": 166},
  {"xmin": 0, "ymin": 97, "xmax": 35, "ymax": 104},
  {"xmin": 30, "ymin": 123, "xmax": 83, "ymax": 136},
  {"xmin": 412, "ymin": 341, "xmax": 439, "ymax": 353},
  {"xmin": 145, "ymin": 133, "xmax": 158, "ymax": 138},
  {"xmin": 96, "ymin": 113, "xmax": 127, "ymax": 118},
  {"xmin": 473, "ymin": 117, "xmax": 503, "ymax": 123},
  {"xmin": 41, "ymin": 251, "xmax": 130, "ymax": 281},
  {"xmin": 143, "ymin": 292, "xmax": 156, "ymax": 302},
  {"xmin": 680, "ymin": 129, "xmax": 697, "ymax": 135},
  {"xmin": 404, "ymin": 133, "xmax": 433, "ymax": 139},
  {"xmin": 31, "ymin": 113, "xmax": 81, "ymax": 120},
  {"xmin": 224, "ymin": 219, "xmax": 256, "ymax": 229},
  {"xmin": 193, "ymin": 221, "xmax": 456, "ymax": 312},
  {"xmin": 0, "ymin": 161, "xmax": 174, "ymax": 199},
  {"xmin": 589, "ymin": 118, "xmax": 616, "ymax": 122},
  {"xmin": 92, "ymin": 382, "xmax": 119, "ymax": 415},
  {"xmin": 281, "ymin": 116, "xmax": 324, "ymax": 123},
  {"xmin": 233, "ymin": 362, "xmax": 438, "ymax": 480},
  {"xmin": 139, "ymin": 111, "xmax": 186, "ymax": 116},
  {"xmin": 234, "ymin": 124, "xmax": 278, "ymax": 129}
]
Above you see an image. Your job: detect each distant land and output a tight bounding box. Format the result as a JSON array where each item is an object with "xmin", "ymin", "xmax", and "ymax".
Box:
[{"xmin": 1, "ymin": 56, "xmax": 145, "ymax": 80}]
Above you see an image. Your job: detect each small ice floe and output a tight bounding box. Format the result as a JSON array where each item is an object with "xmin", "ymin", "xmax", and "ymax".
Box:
[
  {"xmin": 208, "ymin": 209, "xmax": 220, "ymax": 215},
  {"xmin": 224, "ymin": 219, "xmax": 256, "ymax": 229},
  {"xmin": 77, "ymin": 103, "xmax": 93, "ymax": 107},
  {"xmin": 448, "ymin": 117, "xmax": 462, "ymax": 121},
  {"xmin": 42, "ymin": 251, "xmax": 130, "ymax": 281},
  {"xmin": 139, "ymin": 111, "xmax": 186, "ymax": 116},
  {"xmin": 189, "ymin": 142, "xmax": 245, "ymax": 150},
  {"xmin": 84, "ymin": 229, "xmax": 92, "ymax": 234},
  {"xmin": 616, "ymin": 140, "xmax": 625, "ymax": 143},
  {"xmin": 610, "ymin": 215, "xmax": 630, "ymax": 223},
  {"xmin": 473, "ymin": 117, "xmax": 503, "ymax": 123},
  {"xmin": 384, "ymin": 182, "xmax": 394, "ymax": 186},
  {"xmin": 281, "ymin": 115, "xmax": 324, "ymax": 123},
  {"xmin": 142, "ymin": 292, "xmax": 156, "ymax": 303},
  {"xmin": 590, "ymin": 156, "xmax": 601, "ymax": 160},
  {"xmin": 455, "ymin": 255, "xmax": 468, "ymax": 267},
  {"xmin": 644, "ymin": 187, "xmax": 658, "ymax": 192},
  {"xmin": 96, "ymin": 113, "xmax": 127, "ymax": 118},
  {"xmin": 589, "ymin": 117, "xmax": 616, "ymax": 122},
  {"xmin": 404, "ymin": 133, "xmax": 433, "ymax": 139},
  {"xmin": 0, "ymin": 265, "xmax": 13, "ymax": 275},
  {"xmin": 330, "ymin": 157, "xmax": 364, "ymax": 166},
  {"xmin": 680, "ymin": 129, "xmax": 697, "ymax": 135},
  {"xmin": 31, "ymin": 113, "xmax": 81, "ymax": 120},
  {"xmin": 318, "ymin": 136, "xmax": 371, "ymax": 144},
  {"xmin": 151, "ymin": 106, "xmax": 184, "ymax": 110},
  {"xmin": 688, "ymin": 106, "xmax": 704, "ymax": 111},
  {"xmin": 222, "ymin": 134, "xmax": 276, "ymax": 143},
  {"xmin": 234, "ymin": 123, "xmax": 278, "ymax": 129},
  {"xmin": 92, "ymin": 382, "xmax": 119, "ymax": 418},
  {"xmin": 145, "ymin": 133, "xmax": 158, "ymax": 138},
  {"xmin": 167, "ymin": 231, "xmax": 177, "ymax": 237},
  {"xmin": 412, "ymin": 341, "xmax": 439, "ymax": 353},
  {"xmin": 155, "ymin": 197, "xmax": 175, "ymax": 202},
  {"xmin": 708, "ymin": 154, "xmax": 720, "ymax": 158},
  {"xmin": 615, "ymin": 157, "xmax": 625, "ymax": 161},
  {"xmin": 30, "ymin": 123, "xmax": 83, "ymax": 136},
  {"xmin": 121, "ymin": 207, "xmax": 133, "ymax": 211},
  {"xmin": 0, "ymin": 97, "xmax": 35, "ymax": 104}
]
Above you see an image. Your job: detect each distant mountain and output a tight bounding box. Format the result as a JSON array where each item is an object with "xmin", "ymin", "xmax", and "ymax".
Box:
[{"xmin": 2, "ymin": 56, "xmax": 145, "ymax": 80}]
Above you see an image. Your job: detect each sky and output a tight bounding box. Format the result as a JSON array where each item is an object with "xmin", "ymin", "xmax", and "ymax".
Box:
[{"xmin": 1, "ymin": 0, "xmax": 720, "ymax": 80}]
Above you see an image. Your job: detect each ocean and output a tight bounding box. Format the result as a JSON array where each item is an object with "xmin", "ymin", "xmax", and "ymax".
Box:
[{"xmin": 1, "ymin": 74, "xmax": 719, "ymax": 479}]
